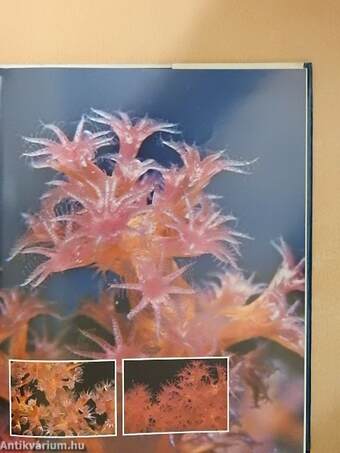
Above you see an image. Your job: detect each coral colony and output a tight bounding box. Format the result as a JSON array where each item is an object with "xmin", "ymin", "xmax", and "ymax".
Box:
[
  {"xmin": 0, "ymin": 111, "xmax": 305, "ymax": 450},
  {"xmin": 10, "ymin": 361, "xmax": 115, "ymax": 436},
  {"xmin": 124, "ymin": 360, "xmax": 228, "ymax": 433}
]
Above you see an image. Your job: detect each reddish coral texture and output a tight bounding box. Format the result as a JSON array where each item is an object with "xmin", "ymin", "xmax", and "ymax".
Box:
[
  {"xmin": 124, "ymin": 360, "xmax": 228, "ymax": 433},
  {"xmin": 0, "ymin": 111, "xmax": 306, "ymax": 451},
  {"xmin": 10, "ymin": 361, "xmax": 115, "ymax": 436}
]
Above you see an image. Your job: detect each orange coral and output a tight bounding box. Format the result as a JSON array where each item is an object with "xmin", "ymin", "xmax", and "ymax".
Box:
[
  {"xmin": 10, "ymin": 361, "xmax": 115, "ymax": 436},
  {"xmin": 124, "ymin": 360, "xmax": 228, "ymax": 434}
]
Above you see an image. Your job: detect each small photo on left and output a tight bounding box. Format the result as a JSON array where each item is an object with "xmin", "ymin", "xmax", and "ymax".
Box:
[{"xmin": 9, "ymin": 359, "xmax": 116, "ymax": 437}]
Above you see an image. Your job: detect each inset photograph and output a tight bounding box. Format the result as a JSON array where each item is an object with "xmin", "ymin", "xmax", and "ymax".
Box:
[
  {"xmin": 123, "ymin": 357, "xmax": 229, "ymax": 435},
  {"xmin": 10, "ymin": 359, "xmax": 116, "ymax": 437}
]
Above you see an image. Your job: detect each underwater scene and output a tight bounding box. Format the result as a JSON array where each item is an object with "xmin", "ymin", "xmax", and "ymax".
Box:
[{"xmin": 0, "ymin": 67, "xmax": 309, "ymax": 452}]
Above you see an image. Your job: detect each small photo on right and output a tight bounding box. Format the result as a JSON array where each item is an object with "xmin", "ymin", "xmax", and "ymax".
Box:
[{"xmin": 123, "ymin": 357, "xmax": 229, "ymax": 435}]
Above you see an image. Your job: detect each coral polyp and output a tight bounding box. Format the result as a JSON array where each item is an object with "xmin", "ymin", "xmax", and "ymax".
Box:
[
  {"xmin": 23, "ymin": 117, "xmax": 112, "ymax": 170},
  {"xmin": 162, "ymin": 199, "xmax": 247, "ymax": 267},
  {"xmin": 111, "ymin": 256, "xmax": 195, "ymax": 335},
  {"xmin": 89, "ymin": 110, "xmax": 177, "ymax": 160}
]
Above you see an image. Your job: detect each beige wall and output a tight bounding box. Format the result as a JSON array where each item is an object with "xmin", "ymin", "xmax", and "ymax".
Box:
[{"xmin": 0, "ymin": 1, "xmax": 339, "ymax": 451}]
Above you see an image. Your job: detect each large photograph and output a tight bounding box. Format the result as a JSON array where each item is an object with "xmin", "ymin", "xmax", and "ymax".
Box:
[{"xmin": 0, "ymin": 66, "xmax": 310, "ymax": 452}]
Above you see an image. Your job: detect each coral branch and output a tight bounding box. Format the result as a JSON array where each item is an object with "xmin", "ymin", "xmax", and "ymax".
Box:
[
  {"xmin": 0, "ymin": 289, "xmax": 58, "ymax": 345},
  {"xmin": 124, "ymin": 360, "xmax": 228, "ymax": 433},
  {"xmin": 68, "ymin": 317, "xmax": 143, "ymax": 372}
]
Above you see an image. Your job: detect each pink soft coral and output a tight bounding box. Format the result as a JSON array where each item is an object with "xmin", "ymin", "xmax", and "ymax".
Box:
[
  {"xmin": 163, "ymin": 141, "xmax": 252, "ymax": 192},
  {"xmin": 162, "ymin": 198, "xmax": 248, "ymax": 267},
  {"xmin": 89, "ymin": 110, "xmax": 177, "ymax": 160},
  {"xmin": 7, "ymin": 111, "xmax": 305, "ymax": 451},
  {"xmin": 23, "ymin": 117, "xmax": 112, "ymax": 170},
  {"xmin": 111, "ymin": 255, "xmax": 194, "ymax": 336},
  {"xmin": 68, "ymin": 317, "xmax": 143, "ymax": 372},
  {"xmin": 50, "ymin": 171, "xmax": 150, "ymax": 243}
]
